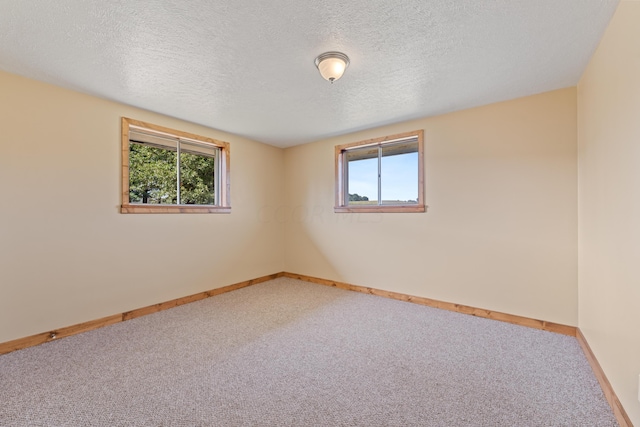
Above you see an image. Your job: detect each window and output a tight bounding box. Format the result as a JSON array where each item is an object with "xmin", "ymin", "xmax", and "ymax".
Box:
[
  {"xmin": 335, "ymin": 130, "xmax": 424, "ymax": 213},
  {"xmin": 121, "ymin": 117, "xmax": 230, "ymax": 213}
]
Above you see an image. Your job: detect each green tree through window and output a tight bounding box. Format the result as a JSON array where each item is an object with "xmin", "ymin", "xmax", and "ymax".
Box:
[
  {"xmin": 121, "ymin": 117, "xmax": 231, "ymax": 214},
  {"xmin": 129, "ymin": 143, "xmax": 216, "ymax": 205},
  {"xmin": 180, "ymin": 151, "xmax": 215, "ymax": 205},
  {"xmin": 129, "ymin": 144, "xmax": 177, "ymax": 204}
]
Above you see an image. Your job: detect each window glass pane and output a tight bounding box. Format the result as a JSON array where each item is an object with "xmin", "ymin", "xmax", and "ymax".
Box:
[
  {"xmin": 381, "ymin": 141, "xmax": 418, "ymax": 205},
  {"xmin": 346, "ymin": 147, "xmax": 378, "ymax": 205},
  {"xmin": 179, "ymin": 141, "xmax": 217, "ymax": 205},
  {"xmin": 129, "ymin": 141, "xmax": 177, "ymax": 204}
]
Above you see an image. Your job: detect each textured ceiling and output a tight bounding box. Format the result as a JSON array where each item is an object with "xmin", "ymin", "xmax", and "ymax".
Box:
[{"xmin": 0, "ymin": 1, "xmax": 619, "ymax": 147}]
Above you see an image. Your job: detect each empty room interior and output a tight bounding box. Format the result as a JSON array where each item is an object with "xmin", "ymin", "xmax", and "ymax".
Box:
[{"xmin": 0, "ymin": 1, "xmax": 639, "ymax": 425}]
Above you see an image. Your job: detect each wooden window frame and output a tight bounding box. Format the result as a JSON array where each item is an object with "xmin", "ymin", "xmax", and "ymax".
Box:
[
  {"xmin": 334, "ymin": 130, "xmax": 425, "ymax": 213},
  {"xmin": 121, "ymin": 117, "xmax": 231, "ymax": 214}
]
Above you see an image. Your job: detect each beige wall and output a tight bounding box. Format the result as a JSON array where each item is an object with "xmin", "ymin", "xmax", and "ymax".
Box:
[
  {"xmin": 0, "ymin": 71, "xmax": 582, "ymax": 362},
  {"xmin": 2, "ymin": 18, "xmax": 635, "ymax": 418},
  {"xmin": 578, "ymin": 1, "xmax": 640, "ymax": 423},
  {"xmin": 284, "ymin": 88, "xmax": 578, "ymax": 326},
  {"xmin": 0, "ymin": 71, "xmax": 285, "ymax": 343}
]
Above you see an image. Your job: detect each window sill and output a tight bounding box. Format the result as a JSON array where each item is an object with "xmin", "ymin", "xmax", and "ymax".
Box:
[
  {"xmin": 121, "ymin": 204, "xmax": 231, "ymax": 214},
  {"xmin": 334, "ymin": 205, "xmax": 426, "ymax": 213}
]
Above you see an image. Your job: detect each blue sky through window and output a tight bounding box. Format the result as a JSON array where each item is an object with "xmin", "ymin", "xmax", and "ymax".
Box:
[{"xmin": 348, "ymin": 152, "xmax": 418, "ymax": 202}]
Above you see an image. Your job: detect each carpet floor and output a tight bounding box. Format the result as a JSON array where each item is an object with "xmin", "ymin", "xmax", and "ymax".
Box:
[{"xmin": 0, "ymin": 277, "xmax": 617, "ymax": 426}]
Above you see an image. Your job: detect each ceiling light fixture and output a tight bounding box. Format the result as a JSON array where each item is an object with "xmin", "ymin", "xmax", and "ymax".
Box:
[{"xmin": 314, "ymin": 51, "xmax": 350, "ymax": 83}]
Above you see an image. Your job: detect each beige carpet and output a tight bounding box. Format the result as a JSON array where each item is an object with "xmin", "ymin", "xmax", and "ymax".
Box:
[{"xmin": 0, "ymin": 277, "xmax": 617, "ymax": 426}]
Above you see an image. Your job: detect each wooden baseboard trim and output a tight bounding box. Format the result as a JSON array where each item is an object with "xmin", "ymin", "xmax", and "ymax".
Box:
[
  {"xmin": 0, "ymin": 314, "xmax": 123, "ymax": 356},
  {"xmin": 122, "ymin": 272, "xmax": 283, "ymax": 321},
  {"xmin": 2, "ymin": 271, "xmax": 631, "ymax": 425},
  {"xmin": 0, "ymin": 272, "xmax": 284, "ymax": 356},
  {"xmin": 281, "ymin": 272, "xmax": 577, "ymax": 336},
  {"xmin": 576, "ymin": 328, "xmax": 633, "ymax": 427}
]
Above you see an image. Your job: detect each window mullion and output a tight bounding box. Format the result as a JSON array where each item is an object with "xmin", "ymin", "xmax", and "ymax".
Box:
[
  {"xmin": 343, "ymin": 150, "xmax": 349, "ymax": 206},
  {"xmin": 215, "ymin": 149, "xmax": 221, "ymax": 205},
  {"xmin": 176, "ymin": 139, "xmax": 181, "ymax": 204},
  {"xmin": 377, "ymin": 146, "xmax": 382, "ymax": 205}
]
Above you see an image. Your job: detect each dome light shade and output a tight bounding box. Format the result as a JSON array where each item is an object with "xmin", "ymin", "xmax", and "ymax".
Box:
[{"xmin": 315, "ymin": 51, "xmax": 350, "ymax": 83}]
